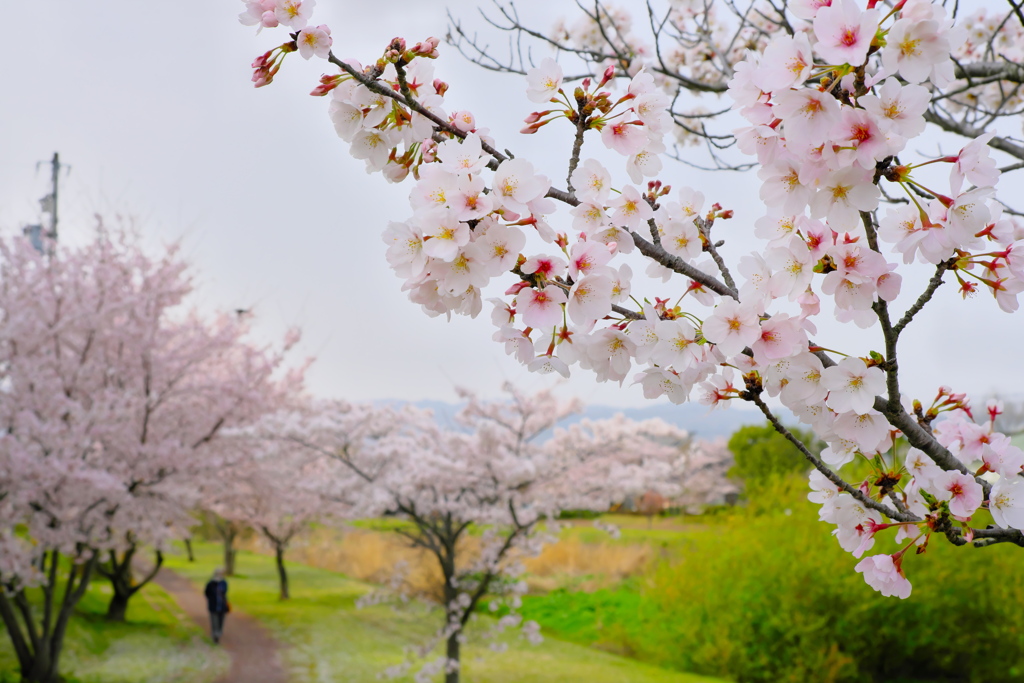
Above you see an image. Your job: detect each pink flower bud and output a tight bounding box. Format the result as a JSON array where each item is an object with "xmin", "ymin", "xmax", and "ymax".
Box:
[
  {"xmin": 433, "ymin": 79, "xmax": 449, "ymax": 96},
  {"xmin": 310, "ymin": 74, "xmax": 343, "ymax": 96},
  {"xmin": 252, "ymin": 51, "xmax": 272, "ymax": 69},
  {"xmin": 260, "ymin": 10, "xmax": 279, "ymax": 28}
]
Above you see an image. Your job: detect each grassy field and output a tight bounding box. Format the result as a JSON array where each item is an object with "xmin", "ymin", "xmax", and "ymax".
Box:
[
  {"xmin": 165, "ymin": 541, "xmax": 726, "ymax": 683},
  {"xmin": 0, "ymin": 570, "xmax": 228, "ymax": 683}
]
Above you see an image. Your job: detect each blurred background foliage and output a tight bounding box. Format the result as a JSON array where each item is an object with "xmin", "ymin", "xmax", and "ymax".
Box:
[{"xmin": 521, "ymin": 473, "xmax": 1024, "ymax": 683}]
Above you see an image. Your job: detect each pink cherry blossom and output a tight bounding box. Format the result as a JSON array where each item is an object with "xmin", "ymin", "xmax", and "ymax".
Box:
[
  {"xmin": 751, "ymin": 313, "xmax": 807, "ymax": 364},
  {"xmin": 609, "ymin": 185, "xmax": 654, "ymax": 229},
  {"xmin": 755, "ymin": 33, "xmax": 814, "ymax": 93},
  {"xmin": 949, "ymin": 133, "xmax": 999, "ymax": 195},
  {"xmin": 701, "ymin": 298, "xmax": 761, "ymax": 358},
  {"xmin": 567, "ymin": 274, "xmax": 614, "ymax": 325},
  {"xmin": 933, "ymin": 470, "xmax": 984, "ymax": 519},
  {"xmin": 813, "ymin": 0, "xmax": 880, "ymax": 67},
  {"xmin": 859, "ymin": 78, "xmax": 929, "ymax": 138},
  {"xmin": 517, "ymin": 285, "xmax": 567, "ymax": 329},
  {"xmin": 570, "ymin": 158, "xmax": 612, "ymax": 204},
  {"xmin": 821, "ymin": 357, "xmax": 885, "ymax": 415},
  {"xmin": 437, "ymin": 133, "xmax": 488, "ymax": 176},
  {"xmin": 811, "ymin": 166, "xmax": 880, "ymax": 230},
  {"xmin": 772, "ymin": 88, "xmax": 841, "ymax": 147},
  {"xmin": 568, "ymin": 239, "xmax": 613, "ymax": 279},
  {"xmin": 601, "ymin": 120, "xmax": 648, "ymax": 156},
  {"xmin": 881, "ymin": 17, "xmax": 951, "ymax": 85},
  {"xmin": 525, "ymin": 58, "xmax": 563, "ymax": 103},
  {"xmin": 990, "ymin": 477, "xmax": 1024, "ymax": 530},
  {"xmin": 274, "ymin": 0, "xmax": 314, "ymax": 29},
  {"xmin": 419, "ymin": 210, "xmax": 470, "ymax": 261},
  {"xmin": 521, "ymin": 253, "xmax": 567, "ymax": 281},
  {"xmin": 905, "ymin": 448, "xmax": 943, "ymax": 488},
  {"xmin": 297, "ymin": 24, "xmax": 332, "ymax": 60},
  {"xmin": 855, "ymin": 554, "xmax": 912, "ymax": 599},
  {"xmin": 492, "ymin": 159, "xmax": 551, "ymax": 216}
]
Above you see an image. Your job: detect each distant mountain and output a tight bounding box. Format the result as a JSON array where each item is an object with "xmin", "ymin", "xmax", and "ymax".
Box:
[{"xmin": 383, "ymin": 399, "xmax": 783, "ymax": 440}]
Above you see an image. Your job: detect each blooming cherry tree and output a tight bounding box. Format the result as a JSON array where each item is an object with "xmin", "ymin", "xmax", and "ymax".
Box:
[
  {"xmin": 242, "ymin": 0, "xmax": 1024, "ymax": 605},
  {"xmin": 0, "ymin": 230, "xmax": 299, "ymax": 681},
  {"xmin": 279, "ymin": 386, "xmax": 690, "ymax": 682}
]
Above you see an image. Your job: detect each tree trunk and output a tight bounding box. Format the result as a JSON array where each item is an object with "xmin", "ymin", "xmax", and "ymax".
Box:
[
  {"xmin": 105, "ymin": 591, "xmax": 130, "ymax": 622},
  {"xmin": 100, "ymin": 546, "xmax": 163, "ymax": 622},
  {"xmin": 224, "ymin": 540, "xmax": 236, "ymax": 576},
  {"xmin": 274, "ymin": 544, "xmax": 289, "ymax": 601},
  {"xmin": 184, "ymin": 537, "xmax": 195, "ymax": 562},
  {"xmin": 0, "ymin": 551, "xmax": 96, "ymax": 683},
  {"xmin": 444, "ymin": 629, "xmax": 461, "ymax": 683},
  {"xmin": 214, "ymin": 518, "xmax": 240, "ymax": 576}
]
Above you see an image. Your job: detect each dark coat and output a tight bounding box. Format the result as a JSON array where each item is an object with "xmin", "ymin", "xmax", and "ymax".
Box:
[{"xmin": 204, "ymin": 579, "xmax": 229, "ymax": 614}]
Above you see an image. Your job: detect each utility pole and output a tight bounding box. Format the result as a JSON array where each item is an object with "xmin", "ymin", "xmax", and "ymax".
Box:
[
  {"xmin": 39, "ymin": 152, "xmax": 68, "ymax": 244},
  {"xmin": 25, "ymin": 153, "xmax": 68, "ymax": 255}
]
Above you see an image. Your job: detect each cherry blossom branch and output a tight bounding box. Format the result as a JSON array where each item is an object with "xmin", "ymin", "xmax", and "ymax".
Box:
[
  {"xmin": 566, "ymin": 110, "xmax": 588, "ymax": 195},
  {"xmin": 893, "ymin": 260, "xmax": 954, "ymax": 338},
  {"xmin": 747, "ymin": 392, "xmax": 912, "ymax": 521},
  {"xmin": 628, "ymin": 229, "xmax": 739, "ymax": 298},
  {"xmin": 696, "ymin": 216, "xmax": 737, "ymax": 293},
  {"xmin": 858, "ymin": 217, "xmax": 991, "ymax": 497},
  {"xmin": 966, "ymin": 527, "xmax": 1024, "ymax": 547},
  {"xmin": 327, "ymin": 52, "xmax": 510, "ymax": 165},
  {"xmin": 955, "ymin": 60, "xmax": 1024, "ymax": 84},
  {"xmin": 924, "ymin": 109, "xmax": 1024, "ymax": 161},
  {"xmin": 1008, "ymin": 0, "xmax": 1024, "ymax": 28},
  {"xmin": 862, "ymin": 212, "xmax": 903, "ymax": 414}
]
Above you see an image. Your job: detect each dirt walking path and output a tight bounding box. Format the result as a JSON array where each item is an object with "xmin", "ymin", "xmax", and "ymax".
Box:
[{"xmin": 154, "ymin": 568, "xmax": 288, "ymax": 683}]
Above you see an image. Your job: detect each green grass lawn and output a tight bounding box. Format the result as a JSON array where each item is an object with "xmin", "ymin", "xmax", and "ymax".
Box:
[
  {"xmin": 0, "ymin": 569, "xmax": 229, "ymax": 683},
  {"xmin": 165, "ymin": 541, "xmax": 726, "ymax": 683}
]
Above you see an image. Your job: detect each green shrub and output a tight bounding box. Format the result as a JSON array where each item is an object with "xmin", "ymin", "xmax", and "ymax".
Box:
[
  {"xmin": 727, "ymin": 423, "xmax": 816, "ymax": 487},
  {"xmin": 638, "ymin": 476, "xmax": 1024, "ymax": 683}
]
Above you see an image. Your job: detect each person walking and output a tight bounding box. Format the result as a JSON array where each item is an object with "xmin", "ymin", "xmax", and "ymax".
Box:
[{"xmin": 204, "ymin": 568, "xmax": 230, "ymax": 644}]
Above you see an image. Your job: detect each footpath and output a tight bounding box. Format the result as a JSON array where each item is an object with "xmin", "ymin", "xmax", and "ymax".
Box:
[{"xmin": 154, "ymin": 568, "xmax": 288, "ymax": 683}]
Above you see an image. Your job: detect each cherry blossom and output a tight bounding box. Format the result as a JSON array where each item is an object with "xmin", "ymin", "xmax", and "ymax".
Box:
[
  {"xmin": 990, "ymin": 477, "xmax": 1024, "ymax": 530},
  {"xmin": 812, "ymin": 0, "xmax": 879, "ymax": 67},
  {"xmin": 297, "ymin": 24, "xmax": 331, "ymax": 60},
  {"xmin": 855, "ymin": 554, "xmax": 912, "ymax": 599},
  {"xmin": 821, "ymin": 358, "xmax": 885, "ymax": 415},
  {"xmin": 525, "ymin": 58, "xmax": 563, "ymax": 103},
  {"xmin": 933, "ymin": 471, "xmax": 984, "ymax": 519}
]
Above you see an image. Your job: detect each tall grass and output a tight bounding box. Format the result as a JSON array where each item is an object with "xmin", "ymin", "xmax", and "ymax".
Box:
[{"xmin": 241, "ymin": 521, "xmax": 659, "ymax": 596}]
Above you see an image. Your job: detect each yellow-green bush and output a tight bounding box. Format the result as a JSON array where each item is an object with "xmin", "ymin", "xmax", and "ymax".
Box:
[{"xmin": 638, "ymin": 477, "xmax": 1024, "ymax": 683}]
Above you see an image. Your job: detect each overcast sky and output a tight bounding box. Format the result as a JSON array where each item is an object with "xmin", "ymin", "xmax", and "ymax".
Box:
[{"xmin": 4, "ymin": 1, "xmax": 1023, "ymax": 410}]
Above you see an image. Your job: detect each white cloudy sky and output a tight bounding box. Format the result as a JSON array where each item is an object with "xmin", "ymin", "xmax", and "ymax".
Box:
[{"xmin": 4, "ymin": 1, "xmax": 1023, "ymax": 409}]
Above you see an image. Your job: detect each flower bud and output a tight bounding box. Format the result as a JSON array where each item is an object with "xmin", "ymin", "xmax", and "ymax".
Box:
[
  {"xmin": 310, "ymin": 74, "xmax": 343, "ymax": 96},
  {"xmin": 260, "ymin": 10, "xmax": 279, "ymax": 28}
]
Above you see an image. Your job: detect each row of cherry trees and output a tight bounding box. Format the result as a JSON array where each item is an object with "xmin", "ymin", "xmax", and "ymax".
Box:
[
  {"xmin": 0, "ymin": 226, "xmax": 724, "ymax": 683},
  {"xmin": 240, "ymin": 0, "xmax": 1024, "ymax": 632},
  {"xmin": 0, "ymin": 230, "xmax": 303, "ymax": 683}
]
